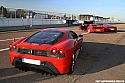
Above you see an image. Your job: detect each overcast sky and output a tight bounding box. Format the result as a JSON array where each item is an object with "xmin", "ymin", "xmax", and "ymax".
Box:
[{"xmin": 0, "ymin": 0, "xmax": 125, "ymax": 21}]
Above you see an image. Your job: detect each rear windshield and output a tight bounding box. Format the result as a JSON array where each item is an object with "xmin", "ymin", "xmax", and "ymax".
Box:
[{"xmin": 25, "ymin": 31, "xmax": 64, "ymax": 45}]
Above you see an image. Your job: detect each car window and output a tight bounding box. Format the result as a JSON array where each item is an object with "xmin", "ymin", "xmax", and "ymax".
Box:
[
  {"xmin": 69, "ymin": 32, "xmax": 74, "ymax": 39},
  {"xmin": 69, "ymin": 31, "xmax": 78, "ymax": 39},
  {"xmin": 25, "ymin": 31, "xmax": 64, "ymax": 44}
]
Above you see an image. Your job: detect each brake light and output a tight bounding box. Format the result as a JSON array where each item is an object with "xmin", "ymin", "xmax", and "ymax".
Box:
[
  {"xmin": 51, "ymin": 48, "xmax": 57, "ymax": 54},
  {"xmin": 58, "ymin": 48, "xmax": 64, "ymax": 55},
  {"xmin": 51, "ymin": 48, "xmax": 65, "ymax": 57},
  {"xmin": 9, "ymin": 44, "xmax": 16, "ymax": 49}
]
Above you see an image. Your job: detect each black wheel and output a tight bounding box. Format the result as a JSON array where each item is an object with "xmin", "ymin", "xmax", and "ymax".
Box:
[
  {"xmin": 114, "ymin": 30, "xmax": 117, "ymax": 33},
  {"xmin": 68, "ymin": 54, "xmax": 75, "ymax": 74}
]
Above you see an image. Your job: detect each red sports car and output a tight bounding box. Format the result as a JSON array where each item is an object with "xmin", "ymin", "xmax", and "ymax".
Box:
[
  {"xmin": 103, "ymin": 24, "xmax": 117, "ymax": 32},
  {"xmin": 86, "ymin": 24, "xmax": 104, "ymax": 33},
  {"xmin": 9, "ymin": 28, "xmax": 83, "ymax": 75}
]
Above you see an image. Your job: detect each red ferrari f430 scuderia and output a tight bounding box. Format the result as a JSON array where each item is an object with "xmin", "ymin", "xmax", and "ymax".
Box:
[{"xmin": 9, "ymin": 28, "xmax": 83, "ymax": 75}]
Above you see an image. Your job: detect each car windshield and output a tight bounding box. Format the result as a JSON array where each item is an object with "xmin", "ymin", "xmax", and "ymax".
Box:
[{"xmin": 25, "ymin": 31, "xmax": 64, "ymax": 45}]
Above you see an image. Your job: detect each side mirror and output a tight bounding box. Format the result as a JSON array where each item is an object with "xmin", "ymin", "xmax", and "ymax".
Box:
[{"xmin": 78, "ymin": 34, "xmax": 83, "ymax": 37}]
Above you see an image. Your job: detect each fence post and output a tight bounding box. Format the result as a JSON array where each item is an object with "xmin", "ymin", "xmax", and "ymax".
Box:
[
  {"xmin": 30, "ymin": 19, "xmax": 33, "ymax": 27},
  {"xmin": 22, "ymin": 18, "xmax": 24, "ymax": 26},
  {"xmin": 50, "ymin": 19, "xmax": 51, "ymax": 25},
  {"xmin": 8, "ymin": 20, "xmax": 9, "ymax": 26},
  {"xmin": 41, "ymin": 19, "xmax": 43, "ymax": 25}
]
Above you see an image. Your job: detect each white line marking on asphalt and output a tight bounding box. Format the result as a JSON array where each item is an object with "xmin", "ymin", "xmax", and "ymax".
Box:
[
  {"xmin": 81, "ymin": 33, "xmax": 88, "ymax": 35},
  {"xmin": 0, "ymin": 48, "xmax": 9, "ymax": 52},
  {"xmin": 0, "ymin": 37, "xmax": 24, "ymax": 42},
  {"xmin": 0, "ymin": 37, "xmax": 24, "ymax": 52},
  {"xmin": 72, "ymin": 30, "xmax": 80, "ymax": 31}
]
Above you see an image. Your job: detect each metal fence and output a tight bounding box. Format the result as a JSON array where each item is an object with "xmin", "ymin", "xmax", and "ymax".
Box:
[{"xmin": 0, "ymin": 7, "xmax": 79, "ymax": 20}]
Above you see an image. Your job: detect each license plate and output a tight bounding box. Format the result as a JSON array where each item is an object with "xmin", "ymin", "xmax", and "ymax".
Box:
[
  {"xmin": 96, "ymin": 29, "xmax": 101, "ymax": 32},
  {"xmin": 22, "ymin": 58, "xmax": 40, "ymax": 65},
  {"xmin": 111, "ymin": 28, "xmax": 114, "ymax": 30}
]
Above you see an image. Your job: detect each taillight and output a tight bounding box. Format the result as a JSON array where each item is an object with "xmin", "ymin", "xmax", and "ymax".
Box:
[
  {"xmin": 9, "ymin": 44, "xmax": 16, "ymax": 49},
  {"xmin": 9, "ymin": 44, "xmax": 18, "ymax": 52},
  {"xmin": 58, "ymin": 48, "xmax": 64, "ymax": 55},
  {"xmin": 51, "ymin": 48, "xmax": 57, "ymax": 54},
  {"xmin": 51, "ymin": 48, "xmax": 65, "ymax": 58}
]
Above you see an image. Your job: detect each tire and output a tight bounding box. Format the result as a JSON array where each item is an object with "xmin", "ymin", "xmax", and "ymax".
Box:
[
  {"xmin": 114, "ymin": 30, "xmax": 117, "ymax": 33},
  {"xmin": 68, "ymin": 54, "xmax": 75, "ymax": 74}
]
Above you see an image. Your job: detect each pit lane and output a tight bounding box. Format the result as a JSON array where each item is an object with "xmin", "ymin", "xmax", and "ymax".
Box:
[{"xmin": 0, "ymin": 24, "xmax": 125, "ymax": 83}]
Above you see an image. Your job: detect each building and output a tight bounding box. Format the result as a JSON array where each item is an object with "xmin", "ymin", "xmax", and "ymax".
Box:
[{"xmin": 79, "ymin": 14, "xmax": 110, "ymax": 21}]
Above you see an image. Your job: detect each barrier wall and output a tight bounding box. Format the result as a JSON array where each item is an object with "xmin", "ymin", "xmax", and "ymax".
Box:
[
  {"xmin": 0, "ymin": 18, "xmax": 66, "ymax": 27},
  {"xmin": 0, "ymin": 18, "xmax": 68, "ymax": 32},
  {"xmin": 0, "ymin": 18, "xmax": 124, "ymax": 32}
]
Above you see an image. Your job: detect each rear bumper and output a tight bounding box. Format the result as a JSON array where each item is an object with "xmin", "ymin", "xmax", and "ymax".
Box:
[
  {"xmin": 9, "ymin": 52, "xmax": 71, "ymax": 74},
  {"xmin": 12, "ymin": 57, "xmax": 60, "ymax": 74}
]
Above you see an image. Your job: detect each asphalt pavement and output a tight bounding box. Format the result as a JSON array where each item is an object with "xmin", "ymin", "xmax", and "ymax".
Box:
[{"xmin": 0, "ymin": 24, "xmax": 125, "ymax": 83}]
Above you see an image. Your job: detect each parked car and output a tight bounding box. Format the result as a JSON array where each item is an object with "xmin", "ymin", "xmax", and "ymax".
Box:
[
  {"xmin": 103, "ymin": 24, "xmax": 117, "ymax": 32},
  {"xmin": 87, "ymin": 24, "xmax": 105, "ymax": 33},
  {"xmin": 9, "ymin": 28, "xmax": 83, "ymax": 75}
]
